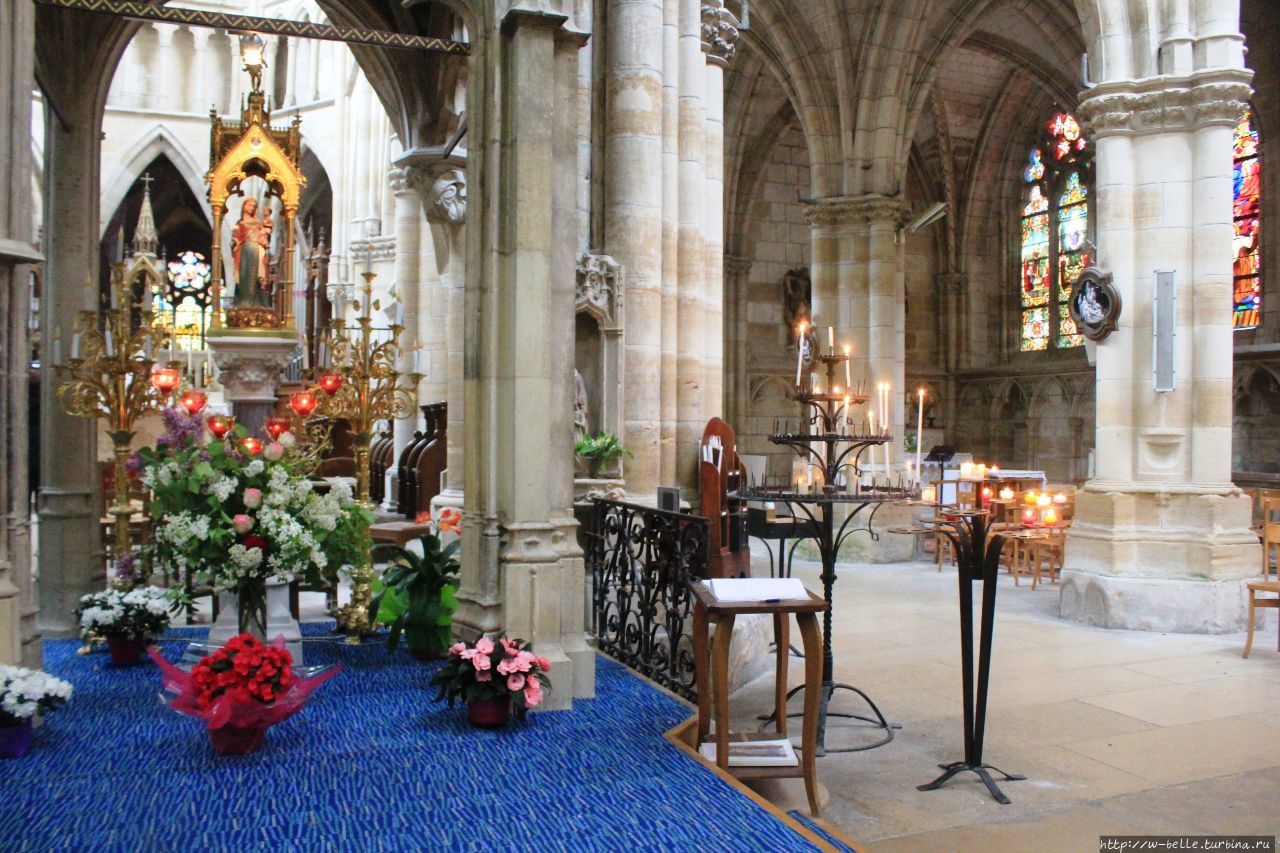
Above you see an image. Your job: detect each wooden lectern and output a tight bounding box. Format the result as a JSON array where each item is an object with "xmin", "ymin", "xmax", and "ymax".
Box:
[{"xmin": 698, "ymin": 418, "xmax": 750, "ymax": 578}]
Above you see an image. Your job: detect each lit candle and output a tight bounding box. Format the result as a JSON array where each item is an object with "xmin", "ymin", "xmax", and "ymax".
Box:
[
  {"xmin": 795, "ymin": 323, "xmax": 806, "ymax": 386},
  {"xmin": 976, "ymin": 463, "xmax": 987, "ymax": 481},
  {"xmin": 959, "ymin": 461, "xmax": 974, "ymax": 480},
  {"xmin": 1036, "ymin": 493, "xmax": 1051, "ymax": 508},
  {"xmin": 1023, "ymin": 508, "xmax": 1037, "ymax": 526},
  {"xmin": 1044, "ymin": 508, "xmax": 1058, "ymax": 525},
  {"xmin": 1054, "ymin": 492, "xmax": 1068, "ymax": 505},
  {"xmin": 844, "ymin": 345, "xmax": 851, "ymax": 388},
  {"xmin": 922, "ymin": 486, "xmax": 936, "ymax": 503},
  {"xmin": 868, "ymin": 410, "xmax": 877, "ymax": 479},
  {"xmin": 413, "ymin": 349, "xmax": 424, "ymax": 375},
  {"xmin": 999, "ymin": 487, "xmax": 1014, "ymax": 502},
  {"xmin": 827, "ymin": 326, "xmax": 834, "ymax": 352},
  {"xmin": 1025, "ymin": 490, "xmax": 1037, "ymax": 504},
  {"xmin": 981, "ymin": 486, "xmax": 992, "ymax": 507},
  {"xmin": 843, "ymin": 394, "xmax": 851, "ymax": 419},
  {"xmin": 915, "ymin": 388, "xmax": 925, "ymax": 484}
]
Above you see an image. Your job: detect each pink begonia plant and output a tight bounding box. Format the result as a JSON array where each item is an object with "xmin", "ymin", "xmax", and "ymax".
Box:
[{"xmin": 432, "ymin": 635, "xmax": 552, "ymax": 719}]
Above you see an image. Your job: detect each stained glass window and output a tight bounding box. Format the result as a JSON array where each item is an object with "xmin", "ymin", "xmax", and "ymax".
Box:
[
  {"xmin": 1233, "ymin": 108, "xmax": 1261, "ymax": 330},
  {"xmin": 152, "ymin": 251, "xmax": 213, "ymax": 351},
  {"xmin": 1018, "ymin": 112, "xmax": 1091, "ymax": 351}
]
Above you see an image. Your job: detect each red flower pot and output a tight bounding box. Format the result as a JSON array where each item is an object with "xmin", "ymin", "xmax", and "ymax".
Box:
[
  {"xmin": 106, "ymin": 635, "xmax": 148, "ymax": 665},
  {"xmin": 467, "ymin": 696, "xmax": 511, "ymax": 728},
  {"xmin": 0, "ymin": 720, "xmax": 33, "ymax": 759},
  {"xmin": 209, "ymin": 724, "xmax": 267, "ymax": 756}
]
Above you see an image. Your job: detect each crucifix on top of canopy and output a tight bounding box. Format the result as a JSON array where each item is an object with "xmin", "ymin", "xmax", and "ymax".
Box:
[{"xmin": 206, "ymin": 33, "xmax": 306, "ymax": 331}]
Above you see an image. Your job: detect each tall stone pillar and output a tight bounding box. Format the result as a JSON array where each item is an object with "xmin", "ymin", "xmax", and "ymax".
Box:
[
  {"xmin": 457, "ymin": 11, "xmax": 592, "ymax": 708},
  {"xmin": 381, "ymin": 167, "xmax": 423, "ymax": 513},
  {"xmin": 866, "ymin": 198, "xmax": 907, "ymax": 462},
  {"xmin": 723, "ymin": 255, "xmax": 752, "ymax": 430},
  {"xmin": 1061, "ymin": 71, "xmax": 1260, "ymax": 632},
  {"xmin": 37, "ymin": 77, "xmax": 104, "ymax": 634},
  {"xmin": 701, "ymin": 1, "xmax": 734, "ymax": 424},
  {"xmin": 673, "ymin": 0, "xmax": 705, "ymax": 491},
  {"xmin": 0, "ymin": 0, "xmax": 40, "ymax": 665},
  {"xmin": 606, "ymin": 0, "xmax": 664, "ymax": 499},
  {"xmin": 659, "ymin": 0, "xmax": 678, "ymax": 487},
  {"xmin": 415, "ymin": 162, "xmax": 466, "ymax": 514}
]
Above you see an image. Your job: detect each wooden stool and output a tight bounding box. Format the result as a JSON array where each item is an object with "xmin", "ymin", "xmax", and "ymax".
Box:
[{"xmin": 691, "ymin": 581, "xmax": 826, "ymax": 816}]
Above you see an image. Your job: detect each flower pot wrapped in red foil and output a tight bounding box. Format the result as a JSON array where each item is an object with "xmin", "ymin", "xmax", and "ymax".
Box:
[{"xmin": 148, "ymin": 634, "xmax": 339, "ymax": 755}]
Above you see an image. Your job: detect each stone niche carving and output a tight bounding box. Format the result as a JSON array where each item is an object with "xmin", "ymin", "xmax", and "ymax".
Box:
[
  {"xmin": 575, "ymin": 253, "xmax": 625, "ymax": 481},
  {"xmin": 782, "ymin": 267, "xmax": 811, "ymax": 334},
  {"xmin": 427, "ymin": 168, "xmax": 467, "ymax": 226}
]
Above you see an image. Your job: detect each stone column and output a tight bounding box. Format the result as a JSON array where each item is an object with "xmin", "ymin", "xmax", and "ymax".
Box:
[
  {"xmin": 415, "ymin": 162, "xmax": 466, "ymax": 515},
  {"xmin": 659, "ymin": 0, "xmax": 678, "ymax": 487},
  {"xmin": 866, "ymin": 198, "xmax": 907, "ymax": 464},
  {"xmin": 606, "ymin": 0, "xmax": 664, "ymax": 499},
  {"xmin": 457, "ymin": 11, "xmax": 593, "ymax": 707},
  {"xmin": 380, "ymin": 167, "xmax": 422, "ymax": 513},
  {"xmin": 723, "ymin": 255, "xmax": 752, "ymax": 429},
  {"xmin": 153, "ymin": 24, "xmax": 177, "ymax": 111},
  {"xmin": 37, "ymin": 81, "xmax": 103, "ymax": 635},
  {"xmin": 1, "ymin": 0, "xmax": 40, "ymax": 665},
  {"xmin": 191, "ymin": 28, "xmax": 212, "ymax": 114},
  {"xmin": 674, "ymin": 0, "xmax": 705, "ymax": 491},
  {"xmin": 701, "ymin": 1, "xmax": 735, "ymax": 423},
  {"xmin": 936, "ymin": 272, "xmax": 967, "ymax": 374},
  {"xmin": 1061, "ymin": 72, "xmax": 1260, "ymax": 632}
]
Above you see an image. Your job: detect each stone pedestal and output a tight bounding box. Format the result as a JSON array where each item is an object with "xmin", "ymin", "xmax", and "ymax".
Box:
[
  {"xmin": 206, "ymin": 332, "xmax": 300, "ymax": 435},
  {"xmin": 209, "ymin": 582, "xmax": 304, "ymax": 662}
]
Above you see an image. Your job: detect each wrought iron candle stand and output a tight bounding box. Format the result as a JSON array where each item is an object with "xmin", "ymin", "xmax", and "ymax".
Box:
[
  {"xmin": 889, "ymin": 507, "xmax": 1026, "ymax": 803},
  {"xmin": 739, "ymin": 349, "xmax": 913, "ymax": 754}
]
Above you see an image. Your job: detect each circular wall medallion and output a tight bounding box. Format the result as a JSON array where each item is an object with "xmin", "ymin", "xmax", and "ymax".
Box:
[{"xmin": 1067, "ymin": 267, "xmax": 1121, "ymax": 342}]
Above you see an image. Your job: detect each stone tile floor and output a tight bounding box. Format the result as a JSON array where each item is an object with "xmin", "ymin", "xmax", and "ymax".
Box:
[{"xmin": 730, "ymin": 557, "xmax": 1280, "ymax": 851}]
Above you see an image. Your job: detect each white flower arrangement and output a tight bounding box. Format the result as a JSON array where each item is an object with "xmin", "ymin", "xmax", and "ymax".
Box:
[
  {"xmin": 76, "ymin": 585, "xmax": 177, "ymax": 640},
  {"xmin": 0, "ymin": 665, "xmax": 73, "ymax": 727}
]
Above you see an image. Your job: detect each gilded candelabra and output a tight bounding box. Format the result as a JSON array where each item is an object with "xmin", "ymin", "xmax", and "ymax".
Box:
[
  {"xmin": 55, "ymin": 264, "xmax": 176, "ymax": 569},
  {"xmin": 312, "ymin": 271, "xmax": 422, "ymax": 638}
]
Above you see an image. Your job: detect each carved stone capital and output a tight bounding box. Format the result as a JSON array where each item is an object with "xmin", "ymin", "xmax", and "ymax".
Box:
[
  {"xmin": 387, "ymin": 166, "xmax": 409, "ymax": 194},
  {"xmin": 1079, "ymin": 72, "xmax": 1253, "ymax": 137},
  {"xmin": 700, "ymin": 1, "xmax": 738, "ymax": 66},
  {"xmin": 407, "ymin": 163, "xmax": 467, "ymax": 226},
  {"xmin": 208, "ymin": 336, "xmax": 300, "ymax": 403},
  {"xmin": 576, "ymin": 253, "xmax": 624, "ymax": 330},
  {"xmin": 724, "ymin": 254, "xmax": 753, "ymax": 278},
  {"xmin": 804, "ymin": 194, "xmax": 906, "ymax": 227}
]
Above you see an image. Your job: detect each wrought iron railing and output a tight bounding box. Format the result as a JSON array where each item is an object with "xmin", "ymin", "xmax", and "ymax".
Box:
[{"xmin": 588, "ymin": 498, "xmax": 708, "ymax": 702}]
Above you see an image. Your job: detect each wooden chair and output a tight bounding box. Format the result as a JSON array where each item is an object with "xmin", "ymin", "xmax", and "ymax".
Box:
[
  {"xmin": 1243, "ymin": 580, "xmax": 1280, "ymax": 658},
  {"xmin": 935, "ymin": 533, "xmax": 957, "ymax": 571},
  {"xmin": 1028, "ymin": 528, "xmax": 1065, "ymax": 589},
  {"xmin": 1262, "ymin": 521, "xmax": 1280, "ymax": 580}
]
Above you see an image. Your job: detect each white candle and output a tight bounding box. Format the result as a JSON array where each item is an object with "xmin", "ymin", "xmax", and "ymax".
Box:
[
  {"xmin": 104, "ymin": 329, "xmax": 113, "ymax": 355},
  {"xmin": 795, "ymin": 324, "xmax": 805, "ymax": 386},
  {"xmin": 868, "ymin": 410, "xmax": 877, "ymax": 483},
  {"xmin": 915, "ymin": 387, "xmax": 925, "ymax": 486},
  {"xmin": 827, "ymin": 326, "xmax": 834, "ymax": 352},
  {"xmin": 70, "ymin": 332, "xmax": 80, "ymax": 360},
  {"xmin": 144, "ymin": 335, "xmax": 152, "ymax": 360},
  {"xmin": 413, "ymin": 350, "xmax": 424, "ymax": 374},
  {"xmin": 52, "ymin": 329, "xmax": 62, "ymax": 364},
  {"xmin": 844, "ymin": 345, "xmax": 851, "ymax": 388},
  {"xmin": 187, "ymin": 347, "xmax": 194, "ymax": 376}
]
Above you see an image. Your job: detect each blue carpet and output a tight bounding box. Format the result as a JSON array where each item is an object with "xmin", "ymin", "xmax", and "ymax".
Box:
[{"xmin": 1, "ymin": 624, "xmax": 826, "ymax": 852}]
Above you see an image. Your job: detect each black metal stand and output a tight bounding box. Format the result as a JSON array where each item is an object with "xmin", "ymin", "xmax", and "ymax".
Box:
[
  {"xmin": 751, "ymin": 496, "xmax": 904, "ymax": 754},
  {"xmin": 911, "ymin": 510, "xmax": 1026, "ymax": 803}
]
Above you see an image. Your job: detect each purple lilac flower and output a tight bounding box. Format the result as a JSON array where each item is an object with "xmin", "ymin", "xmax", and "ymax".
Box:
[
  {"xmin": 157, "ymin": 407, "xmax": 204, "ymax": 449},
  {"xmin": 113, "ymin": 551, "xmax": 137, "ymax": 584},
  {"xmin": 125, "ymin": 451, "xmax": 144, "ymax": 475}
]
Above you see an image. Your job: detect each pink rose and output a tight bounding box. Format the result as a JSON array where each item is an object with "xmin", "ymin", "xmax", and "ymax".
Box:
[
  {"xmin": 232, "ymin": 514, "xmax": 254, "ymax": 534},
  {"xmin": 524, "ymin": 678, "xmax": 543, "ymax": 708},
  {"xmin": 471, "ymin": 652, "xmax": 491, "ymax": 672},
  {"xmin": 507, "ymin": 673, "xmax": 526, "ymax": 691},
  {"xmin": 476, "ymin": 670, "xmax": 492, "ymax": 682},
  {"xmin": 243, "ymin": 488, "xmax": 263, "ymax": 509},
  {"xmin": 449, "ymin": 642, "xmax": 466, "ymax": 656},
  {"xmin": 536, "ymin": 656, "xmax": 552, "ymax": 673},
  {"xmin": 263, "ymin": 442, "xmax": 285, "ymax": 461},
  {"xmin": 474, "ymin": 637, "xmax": 495, "ymax": 656}
]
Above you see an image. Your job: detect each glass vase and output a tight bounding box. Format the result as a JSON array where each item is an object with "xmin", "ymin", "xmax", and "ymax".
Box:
[{"xmin": 237, "ymin": 581, "xmax": 268, "ymax": 642}]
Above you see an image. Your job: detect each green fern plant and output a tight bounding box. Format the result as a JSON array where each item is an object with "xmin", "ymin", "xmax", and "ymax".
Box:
[{"xmin": 574, "ymin": 432, "xmax": 633, "ymax": 477}]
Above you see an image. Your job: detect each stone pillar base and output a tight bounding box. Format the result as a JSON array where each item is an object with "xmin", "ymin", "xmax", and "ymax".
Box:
[
  {"xmin": 1060, "ymin": 488, "xmax": 1259, "ymax": 633},
  {"xmin": 206, "ymin": 331, "xmax": 300, "ymax": 436}
]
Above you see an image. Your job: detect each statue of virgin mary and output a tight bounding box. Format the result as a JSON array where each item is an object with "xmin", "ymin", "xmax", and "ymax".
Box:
[{"xmin": 230, "ymin": 197, "xmax": 274, "ymax": 309}]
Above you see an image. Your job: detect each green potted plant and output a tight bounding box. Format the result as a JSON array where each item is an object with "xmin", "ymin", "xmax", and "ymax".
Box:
[
  {"xmin": 368, "ymin": 509, "xmax": 462, "ymax": 660},
  {"xmin": 574, "ymin": 432, "xmax": 633, "ymax": 478}
]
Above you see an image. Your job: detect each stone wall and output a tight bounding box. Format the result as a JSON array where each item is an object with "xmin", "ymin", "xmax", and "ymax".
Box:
[{"xmin": 738, "ymin": 123, "xmax": 811, "ymax": 478}]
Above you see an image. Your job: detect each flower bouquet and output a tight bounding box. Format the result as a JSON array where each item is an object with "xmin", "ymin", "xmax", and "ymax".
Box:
[
  {"xmin": 77, "ymin": 585, "xmax": 181, "ymax": 664},
  {"xmin": 430, "ymin": 636, "xmax": 551, "ymax": 727},
  {"xmin": 148, "ymin": 634, "xmax": 340, "ymax": 755},
  {"xmin": 137, "ymin": 407, "xmax": 373, "ymax": 639},
  {"xmin": 0, "ymin": 665, "xmax": 73, "ymax": 759}
]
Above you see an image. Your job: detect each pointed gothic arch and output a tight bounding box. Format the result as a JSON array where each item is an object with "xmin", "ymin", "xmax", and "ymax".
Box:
[{"xmin": 99, "ymin": 126, "xmax": 211, "ymax": 236}]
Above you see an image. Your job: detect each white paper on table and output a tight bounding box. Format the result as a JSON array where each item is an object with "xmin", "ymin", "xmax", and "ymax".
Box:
[
  {"xmin": 699, "ymin": 739, "xmax": 798, "ymax": 767},
  {"xmin": 705, "ymin": 577, "xmax": 808, "ymax": 603}
]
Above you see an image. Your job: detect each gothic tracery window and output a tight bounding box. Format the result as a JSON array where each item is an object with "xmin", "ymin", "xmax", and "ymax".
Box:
[
  {"xmin": 153, "ymin": 251, "xmax": 214, "ymax": 350},
  {"xmin": 1020, "ymin": 112, "xmax": 1091, "ymax": 351},
  {"xmin": 1233, "ymin": 107, "xmax": 1261, "ymax": 330}
]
